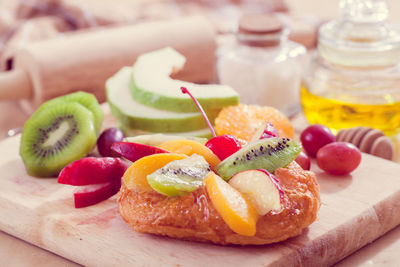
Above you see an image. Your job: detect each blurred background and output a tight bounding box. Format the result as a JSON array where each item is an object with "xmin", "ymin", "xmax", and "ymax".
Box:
[
  {"xmin": 1, "ymin": 1, "xmax": 400, "ymax": 266},
  {"xmin": 0, "ymin": 0, "xmax": 399, "ymax": 138}
]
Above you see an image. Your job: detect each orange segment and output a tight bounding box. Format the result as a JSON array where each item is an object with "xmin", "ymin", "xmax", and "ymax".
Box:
[
  {"xmin": 204, "ymin": 172, "xmax": 258, "ymax": 236},
  {"xmin": 215, "ymin": 104, "xmax": 294, "ymax": 142},
  {"xmin": 157, "ymin": 139, "xmax": 220, "ymax": 169},
  {"xmin": 123, "ymin": 153, "xmax": 187, "ymax": 191}
]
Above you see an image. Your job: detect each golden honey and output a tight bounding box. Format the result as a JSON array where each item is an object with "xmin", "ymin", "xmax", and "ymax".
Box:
[{"xmin": 300, "ymin": 85, "xmax": 400, "ymax": 136}]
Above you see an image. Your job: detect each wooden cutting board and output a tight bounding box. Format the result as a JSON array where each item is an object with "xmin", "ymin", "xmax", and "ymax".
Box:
[{"xmin": 1, "ymin": 134, "xmax": 400, "ymax": 266}]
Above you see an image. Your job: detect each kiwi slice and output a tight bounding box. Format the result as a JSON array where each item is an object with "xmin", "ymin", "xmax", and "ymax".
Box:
[
  {"xmin": 35, "ymin": 91, "xmax": 104, "ymax": 134},
  {"xmin": 20, "ymin": 102, "xmax": 97, "ymax": 177},
  {"xmin": 147, "ymin": 154, "xmax": 211, "ymax": 196},
  {"xmin": 215, "ymin": 137, "xmax": 302, "ymax": 180}
]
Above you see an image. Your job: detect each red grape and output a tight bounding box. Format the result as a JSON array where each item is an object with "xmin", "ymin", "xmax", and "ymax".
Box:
[
  {"xmin": 294, "ymin": 151, "xmax": 311, "ymax": 170},
  {"xmin": 205, "ymin": 134, "xmax": 242, "ymax": 160},
  {"xmin": 316, "ymin": 142, "xmax": 361, "ymax": 175},
  {"xmin": 97, "ymin": 128, "xmax": 125, "ymax": 157},
  {"xmin": 300, "ymin": 124, "xmax": 335, "ymax": 157}
]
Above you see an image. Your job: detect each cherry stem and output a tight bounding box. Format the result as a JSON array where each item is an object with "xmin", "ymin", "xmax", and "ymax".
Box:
[{"xmin": 181, "ymin": 86, "xmax": 216, "ymax": 138}]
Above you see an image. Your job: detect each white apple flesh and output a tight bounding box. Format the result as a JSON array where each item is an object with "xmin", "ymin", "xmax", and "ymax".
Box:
[
  {"xmin": 250, "ymin": 121, "xmax": 278, "ymax": 143},
  {"xmin": 229, "ymin": 169, "xmax": 283, "ymax": 216}
]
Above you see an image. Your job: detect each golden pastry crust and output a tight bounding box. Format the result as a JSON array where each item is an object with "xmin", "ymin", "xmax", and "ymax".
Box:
[{"xmin": 118, "ymin": 162, "xmax": 320, "ymax": 245}]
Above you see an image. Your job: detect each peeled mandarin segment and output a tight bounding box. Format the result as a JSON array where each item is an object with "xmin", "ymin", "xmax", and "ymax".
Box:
[
  {"xmin": 204, "ymin": 172, "xmax": 258, "ymax": 236},
  {"xmin": 215, "ymin": 104, "xmax": 294, "ymax": 142},
  {"xmin": 157, "ymin": 139, "xmax": 220, "ymax": 169},
  {"xmin": 122, "ymin": 153, "xmax": 187, "ymax": 191}
]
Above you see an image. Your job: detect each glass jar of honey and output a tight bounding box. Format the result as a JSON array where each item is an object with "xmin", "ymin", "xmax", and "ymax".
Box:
[{"xmin": 301, "ymin": 0, "xmax": 400, "ymax": 137}]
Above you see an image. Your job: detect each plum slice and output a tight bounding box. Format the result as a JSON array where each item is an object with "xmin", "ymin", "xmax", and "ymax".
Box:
[{"xmin": 111, "ymin": 142, "xmax": 168, "ymax": 163}]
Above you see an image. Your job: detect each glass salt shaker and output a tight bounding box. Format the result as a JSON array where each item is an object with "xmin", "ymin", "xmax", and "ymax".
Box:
[
  {"xmin": 301, "ymin": 0, "xmax": 400, "ymax": 137},
  {"xmin": 217, "ymin": 13, "xmax": 306, "ymax": 115}
]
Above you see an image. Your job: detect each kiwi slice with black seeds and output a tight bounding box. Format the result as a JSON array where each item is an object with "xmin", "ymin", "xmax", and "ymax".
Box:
[
  {"xmin": 215, "ymin": 137, "xmax": 302, "ymax": 180},
  {"xmin": 20, "ymin": 102, "xmax": 97, "ymax": 177},
  {"xmin": 147, "ymin": 154, "xmax": 211, "ymax": 196},
  {"xmin": 35, "ymin": 91, "xmax": 104, "ymax": 134}
]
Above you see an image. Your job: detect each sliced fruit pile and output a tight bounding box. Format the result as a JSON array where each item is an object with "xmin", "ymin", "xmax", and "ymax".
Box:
[
  {"xmin": 115, "ymin": 87, "xmax": 301, "ymax": 236},
  {"xmin": 106, "ymin": 47, "xmax": 239, "ymax": 138},
  {"xmin": 116, "ymin": 136, "xmax": 293, "ymax": 236}
]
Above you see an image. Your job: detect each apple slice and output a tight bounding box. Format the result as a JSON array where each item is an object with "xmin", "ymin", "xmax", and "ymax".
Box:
[
  {"xmin": 250, "ymin": 121, "xmax": 278, "ymax": 142},
  {"xmin": 124, "ymin": 134, "xmax": 207, "ymax": 146},
  {"xmin": 58, "ymin": 157, "xmax": 128, "ymax": 185},
  {"xmin": 204, "ymin": 172, "xmax": 258, "ymax": 236},
  {"xmin": 131, "ymin": 47, "xmax": 239, "ymax": 113},
  {"xmin": 229, "ymin": 169, "xmax": 283, "ymax": 216},
  {"xmin": 111, "ymin": 142, "xmax": 168, "ymax": 163},
  {"xmin": 74, "ymin": 180, "xmax": 121, "ymax": 208},
  {"xmin": 120, "ymin": 124, "xmax": 213, "ymax": 140},
  {"xmin": 106, "ymin": 67, "xmax": 217, "ymax": 133}
]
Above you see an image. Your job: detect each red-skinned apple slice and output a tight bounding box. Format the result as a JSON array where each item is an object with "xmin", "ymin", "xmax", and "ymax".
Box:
[
  {"xmin": 74, "ymin": 179, "xmax": 121, "ymax": 208},
  {"xmin": 58, "ymin": 157, "xmax": 128, "ymax": 185},
  {"xmin": 111, "ymin": 142, "xmax": 169, "ymax": 162},
  {"xmin": 250, "ymin": 121, "xmax": 278, "ymax": 142},
  {"xmin": 228, "ymin": 169, "xmax": 283, "ymax": 216}
]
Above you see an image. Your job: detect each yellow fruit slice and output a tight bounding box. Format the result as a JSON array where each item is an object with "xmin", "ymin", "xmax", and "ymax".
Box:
[
  {"xmin": 123, "ymin": 153, "xmax": 187, "ymax": 191},
  {"xmin": 157, "ymin": 139, "xmax": 220, "ymax": 169},
  {"xmin": 215, "ymin": 104, "xmax": 295, "ymax": 142},
  {"xmin": 204, "ymin": 172, "xmax": 258, "ymax": 236}
]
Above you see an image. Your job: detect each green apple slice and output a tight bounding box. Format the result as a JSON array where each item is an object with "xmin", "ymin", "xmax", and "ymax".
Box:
[
  {"xmin": 130, "ymin": 47, "xmax": 239, "ymax": 112},
  {"xmin": 119, "ymin": 123, "xmax": 213, "ymax": 139},
  {"xmin": 124, "ymin": 134, "xmax": 208, "ymax": 146},
  {"xmin": 106, "ymin": 67, "xmax": 217, "ymax": 133}
]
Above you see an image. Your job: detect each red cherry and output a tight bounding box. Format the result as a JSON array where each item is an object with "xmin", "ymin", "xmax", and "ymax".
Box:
[
  {"xmin": 300, "ymin": 124, "xmax": 335, "ymax": 157},
  {"xmin": 316, "ymin": 142, "xmax": 361, "ymax": 176},
  {"xmin": 295, "ymin": 151, "xmax": 311, "ymax": 170},
  {"xmin": 205, "ymin": 134, "xmax": 242, "ymax": 160},
  {"xmin": 181, "ymin": 86, "xmax": 243, "ymax": 160}
]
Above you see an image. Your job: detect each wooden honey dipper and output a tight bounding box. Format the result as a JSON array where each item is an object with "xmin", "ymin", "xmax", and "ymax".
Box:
[{"xmin": 336, "ymin": 127, "xmax": 395, "ymax": 161}]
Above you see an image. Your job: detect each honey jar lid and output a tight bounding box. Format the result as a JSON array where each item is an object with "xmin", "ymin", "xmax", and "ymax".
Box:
[{"xmin": 318, "ymin": 0, "xmax": 400, "ymax": 67}]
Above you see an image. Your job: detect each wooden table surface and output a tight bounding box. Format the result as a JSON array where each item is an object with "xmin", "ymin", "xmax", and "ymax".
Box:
[{"xmin": 1, "ymin": 0, "xmax": 400, "ymax": 266}]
